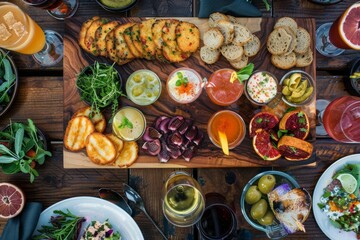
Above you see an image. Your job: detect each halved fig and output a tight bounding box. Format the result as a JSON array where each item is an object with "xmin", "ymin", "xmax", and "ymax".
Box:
[
  {"xmin": 142, "ymin": 139, "xmax": 161, "ymax": 156},
  {"xmin": 279, "ymin": 110, "xmax": 310, "ymax": 140},
  {"xmin": 168, "ymin": 116, "xmax": 184, "ymax": 131},
  {"xmin": 277, "ymin": 136, "xmax": 313, "ymax": 161},
  {"xmin": 253, "ymin": 129, "xmax": 281, "ymax": 161},
  {"xmin": 143, "ymin": 127, "xmax": 162, "ymax": 142},
  {"xmin": 249, "ymin": 112, "xmax": 279, "ymax": 138}
]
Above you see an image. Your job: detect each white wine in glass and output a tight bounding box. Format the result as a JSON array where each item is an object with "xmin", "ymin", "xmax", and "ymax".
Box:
[{"xmin": 162, "ymin": 171, "xmax": 205, "ymax": 227}]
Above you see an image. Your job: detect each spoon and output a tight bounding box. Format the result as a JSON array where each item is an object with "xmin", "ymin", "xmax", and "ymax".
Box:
[
  {"xmin": 123, "ymin": 183, "xmax": 168, "ymax": 240},
  {"xmin": 98, "ymin": 188, "xmax": 133, "ymax": 216}
]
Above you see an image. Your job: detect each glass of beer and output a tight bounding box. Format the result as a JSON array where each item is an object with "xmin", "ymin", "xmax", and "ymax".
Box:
[
  {"xmin": 0, "ymin": 2, "xmax": 63, "ymax": 66},
  {"xmin": 22, "ymin": 0, "xmax": 79, "ymax": 20},
  {"xmin": 162, "ymin": 171, "xmax": 205, "ymax": 227}
]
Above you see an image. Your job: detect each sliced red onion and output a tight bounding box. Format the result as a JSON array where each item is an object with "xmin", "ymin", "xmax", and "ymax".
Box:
[
  {"xmin": 159, "ymin": 118, "xmax": 171, "ymax": 134},
  {"xmin": 193, "ymin": 129, "xmax": 204, "ymax": 146},
  {"xmin": 178, "ymin": 118, "xmax": 193, "ymax": 135},
  {"xmin": 154, "ymin": 116, "xmax": 168, "ymax": 129},
  {"xmin": 182, "ymin": 146, "xmax": 196, "ymax": 162},
  {"xmin": 143, "ymin": 127, "xmax": 162, "ymax": 142},
  {"xmin": 169, "ymin": 132, "xmax": 183, "ymax": 146},
  {"xmin": 185, "ymin": 125, "xmax": 198, "ymax": 141},
  {"xmin": 168, "ymin": 116, "xmax": 185, "ymax": 131},
  {"xmin": 142, "ymin": 140, "xmax": 161, "ymax": 156}
]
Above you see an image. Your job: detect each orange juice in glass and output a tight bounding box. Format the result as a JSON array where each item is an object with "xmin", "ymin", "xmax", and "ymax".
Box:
[{"xmin": 0, "ymin": 2, "xmax": 45, "ymax": 54}]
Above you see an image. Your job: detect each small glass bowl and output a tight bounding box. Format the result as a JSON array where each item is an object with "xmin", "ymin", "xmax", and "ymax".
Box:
[
  {"xmin": 166, "ymin": 67, "xmax": 203, "ymax": 104},
  {"xmin": 244, "ymin": 71, "xmax": 280, "ymax": 106},
  {"xmin": 126, "ymin": 69, "xmax": 162, "ymax": 106},
  {"xmin": 280, "ymin": 70, "xmax": 315, "ymax": 107},
  {"xmin": 112, "ymin": 106, "xmax": 146, "ymax": 141},
  {"xmin": 240, "ymin": 171, "xmax": 300, "ymax": 239},
  {"xmin": 95, "ymin": 0, "xmax": 138, "ymax": 12}
]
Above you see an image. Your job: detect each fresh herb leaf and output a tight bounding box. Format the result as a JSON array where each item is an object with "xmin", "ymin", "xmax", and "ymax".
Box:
[
  {"xmin": 263, "ymin": 0, "xmax": 271, "ymax": 11},
  {"xmin": 256, "ymin": 118, "xmax": 263, "ymax": 123},
  {"xmin": 234, "ymin": 63, "xmax": 254, "ymax": 84},
  {"xmin": 300, "ymin": 127, "xmax": 307, "ymax": 132},
  {"xmin": 277, "ymin": 129, "xmax": 288, "ymax": 139},
  {"xmin": 119, "ymin": 116, "xmax": 133, "ymax": 129},
  {"xmin": 285, "ymin": 107, "xmax": 296, "ymax": 113},
  {"xmin": 175, "ymin": 71, "xmax": 188, "ymax": 87}
]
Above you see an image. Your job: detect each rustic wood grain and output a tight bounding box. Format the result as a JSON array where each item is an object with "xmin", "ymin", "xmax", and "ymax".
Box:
[{"xmin": 64, "ymin": 16, "xmax": 317, "ymax": 169}]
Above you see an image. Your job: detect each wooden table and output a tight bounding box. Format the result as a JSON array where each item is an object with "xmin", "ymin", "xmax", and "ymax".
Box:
[{"xmin": 1, "ymin": 0, "xmax": 359, "ymax": 239}]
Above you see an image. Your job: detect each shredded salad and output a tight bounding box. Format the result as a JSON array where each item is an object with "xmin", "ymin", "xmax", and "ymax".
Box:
[
  {"xmin": 81, "ymin": 220, "xmax": 121, "ymax": 240},
  {"xmin": 318, "ymin": 164, "xmax": 360, "ymax": 239}
]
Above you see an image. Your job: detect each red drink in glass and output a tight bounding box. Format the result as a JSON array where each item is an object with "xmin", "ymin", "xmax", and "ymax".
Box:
[
  {"xmin": 23, "ymin": 0, "xmax": 63, "ymax": 10},
  {"xmin": 322, "ymin": 96, "xmax": 360, "ymax": 143}
]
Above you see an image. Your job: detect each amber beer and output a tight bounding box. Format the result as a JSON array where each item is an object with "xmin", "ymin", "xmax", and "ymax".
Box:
[{"xmin": 0, "ymin": 2, "xmax": 45, "ymax": 54}]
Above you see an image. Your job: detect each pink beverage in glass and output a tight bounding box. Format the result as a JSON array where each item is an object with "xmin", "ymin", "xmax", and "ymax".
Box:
[{"xmin": 322, "ymin": 96, "xmax": 360, "ymax": 143}]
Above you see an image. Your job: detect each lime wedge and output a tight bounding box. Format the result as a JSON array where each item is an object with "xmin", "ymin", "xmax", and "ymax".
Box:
[
  {"xmin": 218, "ymin": 130, "xmax": 229, "ymax": 155},
  {"xmin": 336, "ymin": 173, "xmax": 357, "ymax": 194}
]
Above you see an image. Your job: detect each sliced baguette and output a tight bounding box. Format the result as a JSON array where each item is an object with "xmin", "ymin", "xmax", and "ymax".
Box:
[
  {"xmin": 208, "ymin": 12, "xmax": 229, "ymax": 28},
  {"xmin": 131, "ymin": 23, "xmax": 144, "ymax": 58},
  {"xmin": 84, "ymin": 18, "xmax": 109, "ymax": 55},
  {"xmin": 140, "ymin": 18, "xmax": 156, "ymax": 60},
  {"xmin": 79, "ymin": 16, "xmax": 100, "ymax": 52},
  {"xmin": 267, "ymin": 27, "xmax": 292, "ymax": 55},
  {"xmin": 176, "ymin": 21, "xmax": 200, "ymax": 53},
  {"xmin": 162, "ymin": 19, "xmax": 180, "ymax": 51},
  {"xmin": 152, "ymin": 19, "xmax": 167, "ymax": 61},
  {"xmin": 282, "ymin": 26, "xmax": 297, "ymax": 55},
  {"xmin": 200, "ymin": 46, "xmax": 221, "ymax": 64},
  {"xmin": 229, "ymin": 54, "xmax": 248, "ymax": 70},
  {"xmin": 95, "ymin": 20, "xmax": 119, "ymax": 57},
  {"xmin": 203, "ymin": 28, "xmax": 224, "ymax": 50},
  {"xmin": 274, "ymin": 17, "xmax": 298, "ymax": 35},
  {"xmin": 232, "ymin": 24, "xmax": 252, "ymax": 46},
  {"xmin": 296, "ymin": 48, "xmax": 313, "ymax": 67},
  {"xmin": 220, "ymin": 44, "xmax": 243, "ymax": 61},
  {"xmin": 124, "ymin": 25, "xmax": 142, "ymax": 58},
  {"xmin": 271, "ymin": 52, "xmax": 296, "ymax": 70},
  {"xmin": 114, "ymin": 23, "xmax": 135, "ymax": 60},
  {"xmin": 295, "ymin": 27, "xmax": 311, "ymax": 54},
  {"xmin": 215, "ymin": 20, "xmax": 234, "ymax": 45},
  {"xmin": 244, "ymin": 34, "xmax": 261, "ymax": 57}
]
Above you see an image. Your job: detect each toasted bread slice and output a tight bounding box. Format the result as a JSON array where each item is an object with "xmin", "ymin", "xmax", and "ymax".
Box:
[
  {"xmin": 244, "ymin": 34, "xmax": 260, "ymax": 57},
  {"xmin": 282, "ymin": 26, "xmax": 297, "ymax": 55},
  {"xmin": 232, "ymin": 24, "xmax": 252, "ymax": 46},
  {"xmin": 200, "ymin": 45, "xmax": 221, "ymax": 64},
  {"xmin": 124, "ymin": 25, "xmax": 142, "ymax": 58},
  {"xmin": 84, "ymin": 18, "xmax": 109, "ymax": 55},
  {"xmin": 203, "ymin": 28, "xmax": 224, "ymax": 50},
  {"xmin": 131, "ymin": 23, "xmax": 144, "ymax": 58},
  {"xmin": 106, "ymin": 29, "xmax": 117, "ymax": 62},
  {"xmin": 79, "ymin": 16, "xmax": 100, "ymax": 52},
  {"xmin": 267, "ymin": 27, "xmax": 292, "ymax": 55},
  {"xmin": 220, "ymin": 43, "xmax": 243, "ymax": 61},
  {"xmin": 162, "ymin": 46, "xmax": 191, "ymax": 63},
  {"xmin": 72, "ymin": 106, "xmax": 106, "ymax": 133},
  {"xmin": 95, "ymin": 21, "xmax": 119, "ymax": 57},
  {"xmin": 106, "ymin": 133, "xmax": 124, "ymax": 156},
  {"xmin": 208, "ymin": 12, "xmax": 229, "ymax": 28},
  {"xmin": 229, "ymin": 54, "xmax": 248, "ymax": 70},
  {"xmin": 176, "ymin": 21, "xmax": 200, "ymax": 53},
  {"xmin": 271, "ymin": 52, "xmax": 296, "ymax": 69},
  {"xmin": 114, "ymin": 23, "xmax": 135, "ymax": 60},
  {"xmin": 295, "ymin": 27, "xmax": 311, "ymax": 54},
  {"xmin": 162, "ymin": 19, "xmax": 180, "ymax": 51},
  {"xmin": 114, "ymin": 141, "xmax": 138, "ymax": 168},
  {"xmin": 86, "ymin": 132, "xmax": 116, "ymax": 165},
  {"xmin": 274, "ymin": 17, "xmax": 298, "ymax": 35},
  {"xmin": 64, "ymin": 116, "xmax": 95, "ymax": 151},
  {"xmin": 215, "ymin": 20, "xmax": 234, "ymax": 45},
  {"xmin": 140, "ymin": 18, "xmax": 156, "ymax": 60},
  {"xmin": 152, "ymin": 19, "xmax": 167, "ymax": 61},
  {"xmin": 296, "ymin": 48, "xmax": 313, "ymax": 67}
]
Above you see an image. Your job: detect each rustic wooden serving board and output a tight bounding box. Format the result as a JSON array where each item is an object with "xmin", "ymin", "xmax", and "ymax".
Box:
[{"xmin": 63, "ymin": 17, "xmax": 316, "ymax": 168}]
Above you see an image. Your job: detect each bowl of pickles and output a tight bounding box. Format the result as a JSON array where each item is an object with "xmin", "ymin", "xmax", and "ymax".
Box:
[
  {"xmin": 240, "ymin": 171, "xmax": 301, "ymax": 238},
  {"xmin": 280, "ymin": 70, "xmax": 315, "ymax": 107}
]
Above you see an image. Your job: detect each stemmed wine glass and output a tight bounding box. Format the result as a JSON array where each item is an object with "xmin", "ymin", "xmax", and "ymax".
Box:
[
  {"xmin": 22, "ymin": 0, "xmax": 79, "ymax": 20},
  {"xmin": 315, "ymin": 2, "xmax": 360, "ymax": 57},
  {"xmin": 0, "ymin": 2, "xmax": 63, "ymax": 66},
  {"xmin": 162, "ymin": 171, "xmax": 205, "ymax": 227}
]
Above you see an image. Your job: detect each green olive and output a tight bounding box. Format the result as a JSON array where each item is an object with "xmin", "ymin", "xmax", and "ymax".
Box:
[
  {"xmin": 250, "ymin": 199, "xmax": 268, "ymax": 220},
  {"xmin": 258, "ymin": 174, "xmax": 276, "ymax": 194},
  {"xmin": 245, "ymin": 185, "xmax": 262, "ymax": 205},
  {"xmin": 132, "ymin": 86, "xmax": 144, "ymax": 97},
  {"xmin": 257, "ymin": 210, "xmax": 275, "ymax": 226}
]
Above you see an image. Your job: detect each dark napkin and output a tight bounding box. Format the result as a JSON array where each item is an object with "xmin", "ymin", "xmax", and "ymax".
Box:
[
  {"xmin": 198, "ymin": 0, "xmax": 262, "ymax": 18},
  {"xmin": 0, "ymin": 202, "xmax": 42, "ymax": 240}
]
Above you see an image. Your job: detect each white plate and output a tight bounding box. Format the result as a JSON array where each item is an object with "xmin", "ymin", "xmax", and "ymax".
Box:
[
  {"xmin": 313, "ymin": 154, "xmax": 360, "ymax": 240},
  {"xmin": 33, "ymin": 196, "xmax": 144, "ymax": 240}
]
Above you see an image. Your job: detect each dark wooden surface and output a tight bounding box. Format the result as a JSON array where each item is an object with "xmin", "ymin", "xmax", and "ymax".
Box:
[{"xmin": 1, "ymin": 0, "xmax": 360, "ymax": 239}]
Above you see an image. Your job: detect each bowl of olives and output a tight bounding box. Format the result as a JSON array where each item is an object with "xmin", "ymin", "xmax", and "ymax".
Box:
[{"xmin": 240, "ymin": 171, "xmax": 300, "ymax": 237}]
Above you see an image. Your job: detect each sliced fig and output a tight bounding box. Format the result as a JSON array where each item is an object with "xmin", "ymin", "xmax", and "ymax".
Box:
[
  {"xmin": 192, "ymin": 129, "xmax": 204, "ymax": 146},
  {"xmin": 168, "ymin": 116, "xmax": 185, "ymax": 131},
  {"xmin": 168, "ymin": 132, "xmax": 183, "ymax": 146},
  {"xmin": 143, "ymin": 139, "xmax": 161, "ymax": 156},
  {"xmin": 178, "ymin": 119, "xmax": 193, "ymax": 135},
  {"xmin": 182, "ymin": 145, "xmax": 196, "ymax": 162},
  {"xmin": 154, "ymin": 116, "xmax": 169, "ymax": 129},
  {"xmin": 159, "ymin": 118, "xmax": 171, "ymax": 134},
  {"xmin": 143, "ymin": 127, "xmax": 162, "ymax": 142},
  {"xmin": 185, "ymin": 125, "xmax": 198, "ymax": 141}
]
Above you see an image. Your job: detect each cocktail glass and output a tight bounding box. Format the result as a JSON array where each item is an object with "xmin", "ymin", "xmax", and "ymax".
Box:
[
  {"xmin": 315, "ymin": 2, "xmax": 360, "ymax": 57},
  {"xmin": 317, "ymin": 96, "xmax": 360, "ymax": 143},
  {"xmin": 0, "ymin": 2, "xmax": 63, "ymax": 66},
  {"xmin": 22, "ymin": 0, "xmax": 79, "ymax": 20},
  {"xmin": 162, "ymin": 171, "xmax": 205, "ymax": 227}
]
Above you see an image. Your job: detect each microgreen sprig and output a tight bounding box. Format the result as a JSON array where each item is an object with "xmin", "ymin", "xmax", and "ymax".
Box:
[
  {"xmin": 175, "ymin": 71, "xmax": 189, "ymax": 87},
  {"xmin": 118, "ymin": 116, "xmax": 133, "ymax": 129}
]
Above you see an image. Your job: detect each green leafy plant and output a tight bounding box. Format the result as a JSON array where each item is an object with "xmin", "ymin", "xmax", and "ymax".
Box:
[
  {"xmin": 234, "ymin": 63, "xmax": 255, "ymax": 84},
  {"xmin": 76, "ymin": 62, "xmax": 125, "ymax": 118},
  {"xmin": 0, "ymin": 119, "xmax": 52, "ymax": 183},
  {"xmin": 32, "ymin": 209, "xmax": 85, "ymax": 240},
  {"xmin": 118, "ymin": 116, "xmax": 133, "ymax": 129},
  {"xmin": 175, "ymin": 71, "xmax": 189, "ymax": 87},
  {"xmin": 0, "ymin": 52, "xmax": 16, "ymax": 107}
]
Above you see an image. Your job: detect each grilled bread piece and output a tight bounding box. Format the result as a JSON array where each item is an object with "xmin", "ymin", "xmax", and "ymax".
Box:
[
  {"xmin": 84, "ymin": 18, "xmax": 109, "ymax": 55},
  {"xmin": 220, "ymin": 43, "xmax": 244, "ymax": 61},
  {"xmin": 208, "ymin": 12, "xmax": 229, "ymax": 28},
  {"xmin": 215, "ymin": 20, "xmax": 234, "ymax": 45},
  {"xmin": 267, "ymin": 27, "xmax": 292, "ymax": 55},
  {"xmin": 244, "ymin": 34, "xmax": 260, "ymax": 57},
  {"xmin": 203, "ymin": 28, "xmax": 224, "ymax": 50},
  {"xmin": 114, "ymin": 22, "xmax": 135, "ymax": 61},
  {"xmin": 140, "ymin": 18, "xmax": 156, "ymax": 60},
  {"xmin": 163, "ymin": 46, "xmax": 191, "ymax": 63},
  {"xmin": 64, "ymin": 116, "xmax": 95, "ymax": 151},
  {"xmin": 271, "ymin": 52, "xmax": 296, "ymax": 70},
  {"xmin": 124, "ymin": 25, "xmax": 142, "ymax": 58},
  {"xmin": 86, "ymin": 132, "xmax": 116, "ymax": 165},
  {"xmin": 114, "ymin": 141, "xmax": 139, "ymax": 168},
  {"xmin": 296, "ymin": 48, "xmax": 313, "ymax": 67},
  {"xmin": 72, "ymin": 106, "xmax": 106, "ymax": 133},
  {"xmin": 95, "ymin": 21, "xmax": 119, "ymax": 57},
  {"xmin": 176, "ymin": 21, "xmax": 200, "ymax": 53},
  {"xmin": 229, "ymin": 54, "xmax": 248, "ymax": 70},
  {"xmin": 105, "ymin": 29, "xmax": 118, "ymax": 63},
  {"xmin": 106, "ymin": 133, "xmax": 124, "ymax": 156},
  {"xmin": 130, "ymin": 23, "xmax": 144, "ymax": 57},
  {"xmin": 151, "ymin": 19, "xmax": 167, "ymax": 61},
  {"xmin": 200, "ymin": 45, "xmax": 221, "ymax": 64},
  {"xmin": 162, "ymin": 19, "xmax": 180, "ymax": 51},
  {"xmin": 282, "ymin": 26, "xmax": 297, "ymax": 55},
  {"xmin": 232, "ymin": 24, "xmax": 252, "ymax": 46},
  {"xmin": 79, "ymin": 16, "xmax": 100, "ymax": 52},
  {"xmin": 295, "ymin": 27, "xmax": 311, "ymax": 54},
  {"xmin": 274, "ymin": 17, "xmax": 298, "ymax": 35}
]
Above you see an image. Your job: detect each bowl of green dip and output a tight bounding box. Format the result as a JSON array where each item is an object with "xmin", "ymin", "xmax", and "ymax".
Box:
[{"xmin": 95, "ymin": 0, "xmax": 137, "ymax": 12}]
